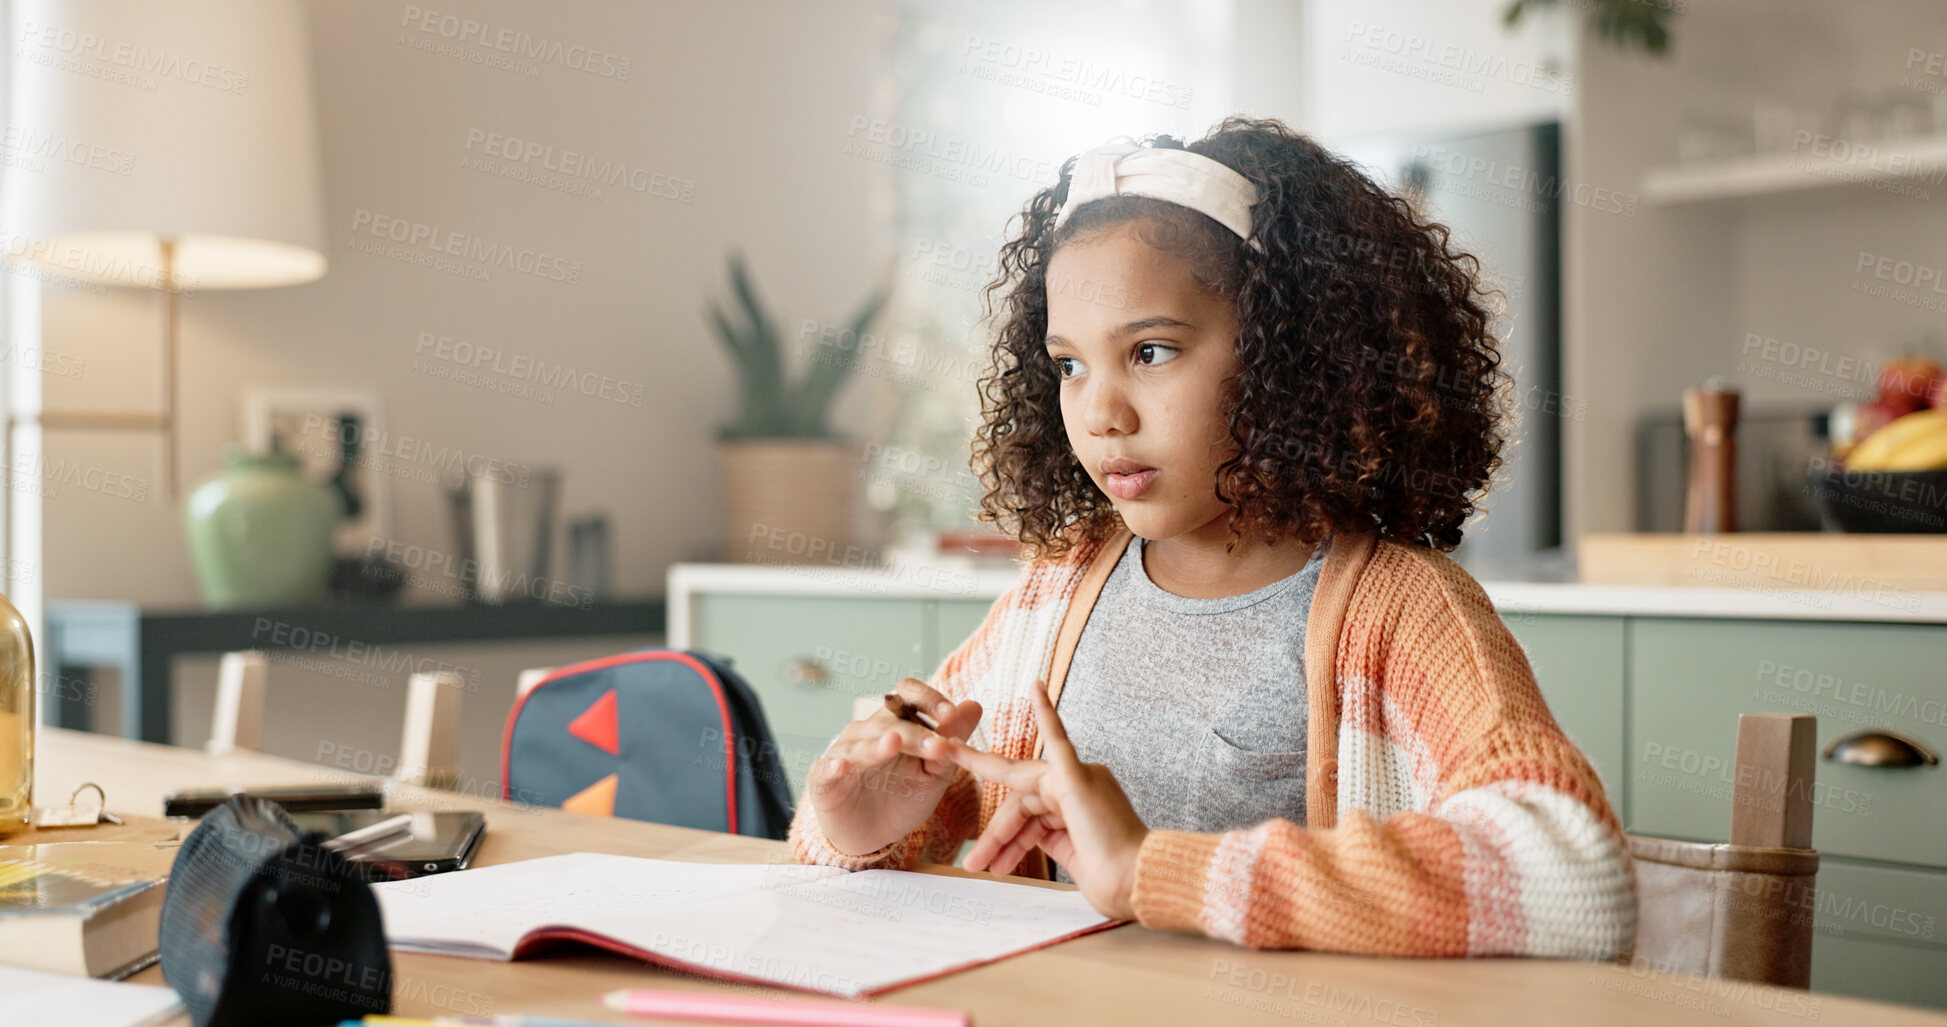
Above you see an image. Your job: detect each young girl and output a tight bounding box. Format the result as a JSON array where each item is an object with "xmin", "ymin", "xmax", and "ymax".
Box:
[{"xmin": 789, "ymin": 115, "xmax": 1634, "ymax": 958}]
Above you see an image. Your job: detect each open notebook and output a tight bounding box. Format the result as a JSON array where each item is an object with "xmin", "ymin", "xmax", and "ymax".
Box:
[
  {"xmin": 371, "ymin": 852, "xmax": 1120, "ymax": 998},
  {"xmin": 0, "ymin": 964, "xmax": 181, "ymax": 1027}
]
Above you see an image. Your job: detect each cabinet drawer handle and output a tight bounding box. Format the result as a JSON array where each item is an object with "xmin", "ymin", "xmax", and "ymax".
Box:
[
  {"xmin": 1822, "ymin": 729, "xmax": 1939, "ymax": 768},
  {"xmin": 782, "ymin": 657, "xmax": 829, "ymax": 688}
]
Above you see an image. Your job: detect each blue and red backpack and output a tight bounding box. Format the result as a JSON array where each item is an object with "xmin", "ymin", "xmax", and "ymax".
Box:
[{"xmin": 500, "ymin": 648, "xmax": 795, "ymax": 839}]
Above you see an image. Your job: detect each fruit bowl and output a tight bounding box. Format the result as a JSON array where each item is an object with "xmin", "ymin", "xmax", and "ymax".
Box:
[{"xmin": 1807, "ymin": 464, "xmax": 1947, "ymax": 533}]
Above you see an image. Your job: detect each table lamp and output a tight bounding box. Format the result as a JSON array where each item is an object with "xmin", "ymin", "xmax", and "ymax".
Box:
[{"xmin": 0, "ymin": 0, "xmax": 328, "ymax": 499}]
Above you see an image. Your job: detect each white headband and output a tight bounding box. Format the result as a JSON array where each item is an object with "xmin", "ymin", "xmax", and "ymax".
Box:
[{"xmin": 1053, "ymin": 143, "xmax": 1261, "ymax": 252}]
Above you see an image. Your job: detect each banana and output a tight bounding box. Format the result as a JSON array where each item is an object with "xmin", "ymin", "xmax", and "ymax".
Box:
[
  {"xmin": 1846, "ymin": 409, "xmax": 1947, "ymax": 471},
  {"xmin": 1882, "ymin": 426, "xmax": 1947, "ymax": 471}
]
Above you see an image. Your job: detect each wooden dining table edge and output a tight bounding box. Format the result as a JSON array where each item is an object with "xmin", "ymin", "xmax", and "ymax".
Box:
[{"xmin": 26, "ymin": 728, "xmax": 1946, "ymax": 1027}]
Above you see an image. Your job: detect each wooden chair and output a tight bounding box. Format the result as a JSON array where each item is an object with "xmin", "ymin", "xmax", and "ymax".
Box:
[
  {"xmin": 204, "ymin": 651, "xmax": 268, "ymax": 755},
  {"xmin": 207, "ymin": 653, "xmax": 468, "ymax": 790},
  {"xmin": 515, "ymin": 666, "xmax": 556, "ymax": 700},
  {"xmin": 393, "ymin": 670, "xmax": 466, "ymax": 789},
  {"xmin": 1626, "ymin": 713, "xmax": 1819, "ymax": 988}
]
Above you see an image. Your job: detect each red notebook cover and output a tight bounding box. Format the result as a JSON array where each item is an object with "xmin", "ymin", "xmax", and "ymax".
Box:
[{"xmin": 506, "ymin": 918, "xmax": 1129, "ymax": 998}]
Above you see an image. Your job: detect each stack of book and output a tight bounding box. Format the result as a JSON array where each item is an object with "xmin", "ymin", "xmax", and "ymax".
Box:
[{"xmin": 0, "ymin": 835, "xmax": 176, "ymax": 979}]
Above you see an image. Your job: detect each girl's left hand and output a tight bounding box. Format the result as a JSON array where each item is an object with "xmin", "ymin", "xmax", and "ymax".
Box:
[{"xmin": 934, "ymin": 678, "xmax": 1149, "ymax": 921}]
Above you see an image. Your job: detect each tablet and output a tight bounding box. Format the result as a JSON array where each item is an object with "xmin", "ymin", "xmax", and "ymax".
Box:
[{"xmin": 287, "ymin": 809, "xmax": 486, "ymax": 878}]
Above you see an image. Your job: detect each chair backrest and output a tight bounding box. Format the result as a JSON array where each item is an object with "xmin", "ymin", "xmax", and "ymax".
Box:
[
  {"xmin": 206, "ymin": 651, "xmax": 268, "ymax": 755},
  {"xmin": 1626, "ymin": 713, "xmax": 1819, "ymax": 988},
  {"xmin": 394, "ymin": 670, "xmax": 466, "ymax": 789},
  {"xmin": 209, "ymin": 653, "xmax": 467, "ymax": 791},
  {"xmin": 516, "ymin": 666, "xmax": 556, "ymax": 700}
]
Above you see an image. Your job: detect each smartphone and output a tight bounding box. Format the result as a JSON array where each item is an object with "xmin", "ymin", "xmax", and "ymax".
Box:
[
  {"xmin": 162, "ymin": 783, "xmax": 386, "ymax": 819},
  {"xmin": 286, "ymin": 809, "xmax": 486, "ymax": 878}
]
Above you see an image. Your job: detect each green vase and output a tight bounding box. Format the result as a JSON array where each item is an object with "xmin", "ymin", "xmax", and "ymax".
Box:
[{"xmin": 184, "ymin": 449, "xmax": 341, "ymax": 609}]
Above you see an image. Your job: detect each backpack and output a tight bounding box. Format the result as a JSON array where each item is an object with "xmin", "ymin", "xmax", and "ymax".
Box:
[{"xmin": 500, "ymin": 648, "xmax": 795, "ymax": 839}]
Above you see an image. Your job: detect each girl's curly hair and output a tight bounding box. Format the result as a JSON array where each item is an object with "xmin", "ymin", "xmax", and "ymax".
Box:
[{"xmin": 971, "ymin": 115, "xmax": 1509, "ymax": 559}]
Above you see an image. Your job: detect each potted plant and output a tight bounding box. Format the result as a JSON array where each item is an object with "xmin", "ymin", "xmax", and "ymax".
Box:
[
  {"xmin": 706, "ymin": 252, "xmax": 887, "ymax": 564},
  {"xmin": 1503, "ymin": 0, "xmax": 1678, "ymax": 56}
]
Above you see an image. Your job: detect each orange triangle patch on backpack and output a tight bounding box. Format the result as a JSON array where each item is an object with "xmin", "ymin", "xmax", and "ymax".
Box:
[
  {"xmin": 567, "ymin": 688, "xmax": 621, "ymax": 756},
  {"xmin": 562, "ymin": 773, "xmax": 619, "ymax": 817}
]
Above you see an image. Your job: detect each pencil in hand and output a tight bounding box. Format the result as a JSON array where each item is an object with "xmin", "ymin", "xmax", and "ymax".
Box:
[{"xmin": 882, "ymin": 693, "xmax": 940, "ymax": 731}]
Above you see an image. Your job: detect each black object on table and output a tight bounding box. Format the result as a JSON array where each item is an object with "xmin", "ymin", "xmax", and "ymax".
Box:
[{"xmin": 45, "ymin": 596, "xmax": 666, "ymax": 744}]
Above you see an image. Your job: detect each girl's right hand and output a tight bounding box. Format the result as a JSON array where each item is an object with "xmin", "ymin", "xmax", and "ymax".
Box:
[{"xmin": 806, "ymin": 677, "xmax": 982, "ymax": 857}]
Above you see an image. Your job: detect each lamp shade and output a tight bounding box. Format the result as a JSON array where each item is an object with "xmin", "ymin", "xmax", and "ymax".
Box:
[{"xmin": 2, "ymin": 0, "xmax": 327, "ymax": 289}]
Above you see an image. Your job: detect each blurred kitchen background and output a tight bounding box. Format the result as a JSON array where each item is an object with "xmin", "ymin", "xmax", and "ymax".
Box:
[{"xmin": 4, "ymin": 0, "xmax": 1947, "ymax": 1008}]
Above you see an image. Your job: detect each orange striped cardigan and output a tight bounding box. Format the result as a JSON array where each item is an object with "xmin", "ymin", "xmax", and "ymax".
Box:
[{"xmin": 787, "ymin": 527, "xmax": 1637, "ymax": 958}]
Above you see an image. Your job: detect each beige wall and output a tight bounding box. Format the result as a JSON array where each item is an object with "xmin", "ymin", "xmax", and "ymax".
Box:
[
  {"xmin": 31, "ymin": 0, "xmax": 892, "ymax": 771},
  {"xmin": 43, "ymin": 0, "xmax": 892, "ymax": 607}
]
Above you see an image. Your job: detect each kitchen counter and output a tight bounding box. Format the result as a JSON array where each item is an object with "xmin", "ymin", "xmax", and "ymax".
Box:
[
  {"xmin": 668, "ymin": 560, "xmax": 1947, "ymax": 627},
  {"xmin": 1484, "ymin": 580, "xmax": 1947, "ymax": 623}
]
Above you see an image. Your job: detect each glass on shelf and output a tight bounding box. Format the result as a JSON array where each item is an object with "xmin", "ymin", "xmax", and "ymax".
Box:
[
  {"xmin": 1751, "ymin": 93, "xmax": 1826, "ymax": 157},
  {"xmin": 1826, "ymin": 88, "xmax": 1936, "ymax": 148}
]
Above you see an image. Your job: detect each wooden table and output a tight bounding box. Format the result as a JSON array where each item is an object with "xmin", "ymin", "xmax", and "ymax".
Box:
[{"xmin": 35, "ymin": 728, "xmax": 1947, "ymax": 1027}]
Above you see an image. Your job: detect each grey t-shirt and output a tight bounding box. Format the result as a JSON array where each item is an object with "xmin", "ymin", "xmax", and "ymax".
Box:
[{"xmin": 1052, "ymin": 536, "xmax": 1324, "ymax": 884}]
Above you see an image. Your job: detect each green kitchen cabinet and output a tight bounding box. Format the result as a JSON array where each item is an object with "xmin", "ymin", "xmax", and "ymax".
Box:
[
  {"xmin": 1503, "ymin": 614, "xmax": 1627, "ymax": 804},
  {"xmin": 684, "ymin": 592, "xmax": 1002, "ymax": 801},
  {"xmin": 1627, "ymin": 618, "xmax": 1944, "ymax": 868},
  {"xmin": 689, "ymin": 593, "xmax": 928, "ymax": 794},
  {"xmin": 1626, "ymin": 616, "xmax": 1946, "ymax": 1011},
  {"xmin": 1808, "ymin": 859, "xmax": 1947, "ymax": 1009}
]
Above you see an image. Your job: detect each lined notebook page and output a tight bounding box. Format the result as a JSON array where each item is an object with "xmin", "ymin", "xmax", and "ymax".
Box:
[{"xmin": 372, "ymin": 852, "xmax": 1115, "ymax": 997}]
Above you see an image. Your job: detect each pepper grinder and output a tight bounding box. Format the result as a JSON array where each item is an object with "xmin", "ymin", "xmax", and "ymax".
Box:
[{"xmin": 1682, "ymin": 378, "xmax": 1740, "ymax": 534}]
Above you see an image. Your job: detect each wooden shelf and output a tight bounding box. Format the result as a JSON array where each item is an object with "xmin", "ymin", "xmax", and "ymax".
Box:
[
  {"xmin": 1642, "ymin": 133, "xmax": 1947, "ymax": 205},
  {"xmin": 44, "ymin": 596, "xmax": 666, "ymax": 743},
  {"xmin": 1580, "ymin": 532, "xmax": 1947, "ymax": 592}
]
